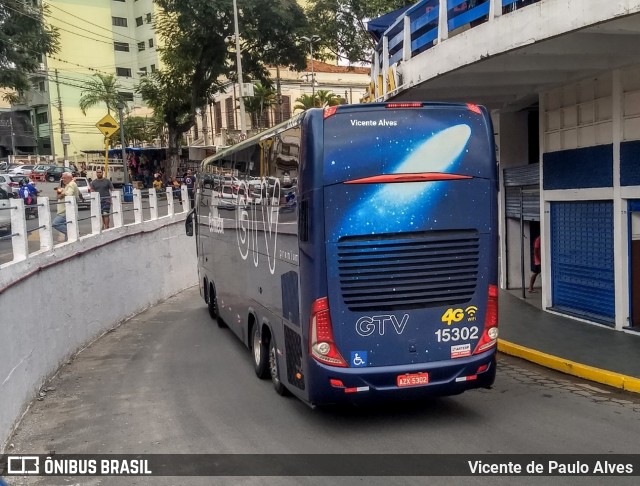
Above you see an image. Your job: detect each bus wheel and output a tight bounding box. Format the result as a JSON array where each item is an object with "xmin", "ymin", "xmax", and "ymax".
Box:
[
  {"xmin": 269, "ymin": 338, "xmax": 290, "ymax": 396},
  {"xmin": 252, "ymin": 324, "xmax": 269, "ymax": 379},
  {"xmin": 207, "ymin": 285, "xmax": 226, "ymax": 328}
]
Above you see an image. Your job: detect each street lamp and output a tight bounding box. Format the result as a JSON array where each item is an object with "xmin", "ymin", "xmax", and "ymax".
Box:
[
  {"xmin": 301, "ymin": 35, "xmax": 321, "ymax": 103},
  {"xmin": 232, "ymin": 0, "xmax": 247, "ymax": 136},
  {"xmin": 116, "ymin": 101, "xmax": 128, "ymax": 185}
]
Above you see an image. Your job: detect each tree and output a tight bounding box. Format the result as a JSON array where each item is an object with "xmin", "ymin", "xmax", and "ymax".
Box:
[
  {"xmin": 305, "ymin": 0, "xmax": 412, "ymax": 65},
  {"xmin": 0, "ymin": 0, "xmax": 59, "ymax": 101},
  {"xmin": 110, "ymin": 116, "xmax": 164, "ymax": 147},
  {"xmin": 294, "ymin": 90, "xmax": 342, "ymax": 112},
  {"xmin": 78, "ymin": 74, "xmax": 125, "ymax": 115},
  {"xmin": 137, "ymin": 0, "xmax": 309, "ymax": 177},
  {"xmin": 244, "ymin": 82, "xmax": 276, "ymax": 130}
]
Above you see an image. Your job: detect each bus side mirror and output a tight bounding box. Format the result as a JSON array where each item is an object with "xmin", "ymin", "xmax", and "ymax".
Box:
[{"xmin": 185, "ymin": 208, "xmax": 195, "ymax": 237}]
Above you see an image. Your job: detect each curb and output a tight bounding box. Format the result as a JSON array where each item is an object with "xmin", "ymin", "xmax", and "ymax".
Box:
[{"xmin": 497, "ymin": 339, "xmax": 640, "ymax": 394}]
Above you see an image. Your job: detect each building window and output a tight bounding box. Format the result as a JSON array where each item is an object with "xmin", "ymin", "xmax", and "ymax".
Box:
[
  {"xmin": 36, "ymin": 112, "xmax": 48, "ymax": 125},
  {"xmin": 38, "ymin": 80, "xmax": 46, "ymax": 92},
  {"xmin": 150, "ymin": 64, "xmax": 156, "ymax": 73},
  {"xmin": 225, "ymin": 97, "xmax": 235, "ymax": 130},
  {"xmin": 112, "ymin": 17, "xmax": 127, "ymax": 27},
  {"xmin": 139, "ymin": 66, "xmax": 147, "ymax": 75},
  {"xmin": 138, "ymin": 41, "xmax": 145, "ymax": 52},
  {"xmin": 145, "ymin": 13, "xmax": 152, "ymax": 23},
  {"xmin": 214, "ymin": 102, "xmax": 222, "ymax": 132},
  {"xmin": 118, "ymin": 92, "xmax": 134, "ymax": 102},
  {"xmin": 114, "ymin": 41, "xmax": 129, "ymax": 52},
  {"xmin": 113, "ymin": 0, "xmax": 125, "ymax": 2},
  {"xmin": 148, "ymin": 38, "xmax": 154, "ymax": 48},
  {"xmin": 116, "ymin": 67, "xmax": 132, "ymax": 77},
  {"xmin": 135, "ymin": 16, "xmax": 143, "ymax": 27}
]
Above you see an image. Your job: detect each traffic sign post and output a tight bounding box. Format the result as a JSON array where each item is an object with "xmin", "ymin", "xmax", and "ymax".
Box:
[{"xmin": 96, "ymin": 114, "xmax": 120, "ymax": 174}]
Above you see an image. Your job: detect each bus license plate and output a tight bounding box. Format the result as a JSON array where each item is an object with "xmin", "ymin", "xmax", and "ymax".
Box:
[{"xmin": 397, "ymin": 372, "xmax": 429, "ymax": 387}]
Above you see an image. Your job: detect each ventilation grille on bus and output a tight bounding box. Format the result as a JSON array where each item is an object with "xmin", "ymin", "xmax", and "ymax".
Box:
[
  {"xmin": 337, "ymin": 231, "xmax": 480, "ymax": 311},
  {"xmin": 284, "ymin": 326, "xmax": 305, "ymax": 390}
]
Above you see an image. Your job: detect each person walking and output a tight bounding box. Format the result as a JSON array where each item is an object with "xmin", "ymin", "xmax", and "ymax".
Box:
[
  {"xmin": 528, "ymin": 235, "xmax": 541, "ymax": 293},
  {"xmin": 90, "ymin": 168, "xmax": 114, "ymax": 230},
  {"xmin": 52, "ymin": 172, "xmax": 79, "ymax": 241}
]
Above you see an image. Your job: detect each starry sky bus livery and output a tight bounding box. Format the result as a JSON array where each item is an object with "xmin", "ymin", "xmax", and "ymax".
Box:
[{"xmin": 187, "ymin": 102, "xmax": 498, "ymax": 405}]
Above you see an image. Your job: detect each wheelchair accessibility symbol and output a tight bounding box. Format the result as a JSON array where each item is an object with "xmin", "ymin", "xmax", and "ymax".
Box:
[{"xmin": 351, "ymin": 351, "xmax": 368, "ymax": 367}]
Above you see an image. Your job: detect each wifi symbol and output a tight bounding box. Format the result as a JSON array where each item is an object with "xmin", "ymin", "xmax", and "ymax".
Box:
[{"xmin": 465, "ymin": 306, "xmax": 478, "ymax": 319}]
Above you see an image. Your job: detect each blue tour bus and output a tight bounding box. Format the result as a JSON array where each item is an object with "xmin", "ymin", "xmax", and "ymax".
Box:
[{"xmin": 187, "ymin": 102, "xmax": 498, "ymax": 405}]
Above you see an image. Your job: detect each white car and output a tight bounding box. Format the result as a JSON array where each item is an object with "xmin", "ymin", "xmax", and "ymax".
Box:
[
  {"xmin": 72, "ymin": 177, "xmax": 91, "ymax": 210},
  {"xmin": 0, "ymin": 186, "xmax": 12, "ymax": 234},
  {"xmin": 8, "ymin": 164, "xmax": 35, "ymax": 176}
]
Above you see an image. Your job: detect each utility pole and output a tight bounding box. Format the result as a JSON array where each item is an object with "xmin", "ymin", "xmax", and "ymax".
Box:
[
  {"xmin": 54, "ymin": 69, "xmax": 69, "ymax": 164},
  {"xmin": 9, "ymin": 118, "xmax": 17, "ymax": 162},
  {"xmin": 232, "ymin": 0, "xmax": 247, "ymax": 137}
]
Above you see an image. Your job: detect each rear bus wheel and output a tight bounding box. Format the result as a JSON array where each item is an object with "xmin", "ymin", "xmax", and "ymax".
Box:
[
  {"xmin": 252, "ymin": 324, "xmax": 269, "ymax": 379},
  {"xmin": 269, "ymin": 338, "xmax": 290, "ymax": 396},
  {"xmin": 207, "ymin": 285, "xmax": 226, "ymax": 328}
]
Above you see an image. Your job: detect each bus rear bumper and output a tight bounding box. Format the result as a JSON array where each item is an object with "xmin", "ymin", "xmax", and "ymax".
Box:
[{"xmin": 306, "ymin": 351, "xmax": 496, "ymax": 406}]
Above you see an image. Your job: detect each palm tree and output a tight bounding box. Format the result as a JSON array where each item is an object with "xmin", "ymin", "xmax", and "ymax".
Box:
[
  {"xmin": 243, "ymin": 83, "xmax": 276, "ymax": 130},
  {"xmin": 79, "ymin": 73, "xmax": 125, "ymax": 115},
  {"xmin": 294, "ymin": 94, "xmax": 317, "ymax": 112},
  {"xmin": 294, "ymin": 90, "xmax": 342, "ymax": 112},
  {"xmin": 314, "ymin": 90, "xmax": 341, "ymax": 107}
]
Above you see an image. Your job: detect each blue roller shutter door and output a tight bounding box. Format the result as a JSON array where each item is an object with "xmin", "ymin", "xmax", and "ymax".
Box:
[{"xmin": 550, "ymin": 201, "xmax": 615, "ymax": 325}]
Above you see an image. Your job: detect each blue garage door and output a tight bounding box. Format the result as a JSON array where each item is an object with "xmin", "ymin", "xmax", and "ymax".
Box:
[{"xmin": 550, "ymin": 201, "xmax": 615, "ymax": 325}]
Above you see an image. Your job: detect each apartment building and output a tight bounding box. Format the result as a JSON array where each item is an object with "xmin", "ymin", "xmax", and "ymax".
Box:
[{"xmin": 11, "ymin": 0, "xmax": 161, "ymax": 161}]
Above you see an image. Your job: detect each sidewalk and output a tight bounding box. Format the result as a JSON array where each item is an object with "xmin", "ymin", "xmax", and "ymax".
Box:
[{"xmin": 497, "ymin": 289, "xmax": 640, "ymax": 394}]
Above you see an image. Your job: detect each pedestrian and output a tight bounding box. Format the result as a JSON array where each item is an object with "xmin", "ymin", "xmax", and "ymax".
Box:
[
  {"xmin": 152, "ymin": 173, "xmax": 164, "ymax": 192},
  {"xmin": 184, "ymin": 169, "xmax": 196, "ymax": 208},
  {"xmin": 52, "ymin": 172, "xmax": 80, "ymax": 241},
  {"xmin": 528, "ymin": 234, "xmax": 541, "ymax": 293},
  {"xmin": 90, "ymin": 168, "xmax": 114, "ymax": 230}
]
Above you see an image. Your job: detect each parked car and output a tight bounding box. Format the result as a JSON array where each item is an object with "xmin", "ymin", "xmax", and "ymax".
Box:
[
  {"xmin": 73, "ymin": 177, "xmax": 91, "ymax": 210},
  {"xmin": 8, "ymin": 164, "xmax": 35, "ymax": 176},
  {"xmin": 29, "ymin": 164, "xmax": 55, "ymax": 180},
  {"xmin": 45, "ymin": 165, "xmax": 79, "ymax": 182},
  {"xmin": 0, "ymin": 187, "xmax": 11, "ymax": 234}
]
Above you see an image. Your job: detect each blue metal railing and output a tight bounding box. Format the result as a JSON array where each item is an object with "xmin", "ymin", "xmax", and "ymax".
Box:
[{"xmin": 369, "ymin": 0, "xmax": 541, "ymax": 99}]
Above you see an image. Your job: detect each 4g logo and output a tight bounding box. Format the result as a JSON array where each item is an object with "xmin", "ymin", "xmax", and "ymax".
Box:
[{"xmin": 441, "ymin": 306, "xmax": 478, "ymax": 325}]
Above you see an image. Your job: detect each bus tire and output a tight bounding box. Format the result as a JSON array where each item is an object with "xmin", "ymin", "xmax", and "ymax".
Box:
[
  {"xmin": 207, "ymin": 284, "xmax": 226, "ymax": 328},
  {"xmin": 269, "ymin": 338, "xmax": 290, "ymax": 396},
  {"xmin": 252, "ymin": 323, "xmax": 269, "ymax": 379}
]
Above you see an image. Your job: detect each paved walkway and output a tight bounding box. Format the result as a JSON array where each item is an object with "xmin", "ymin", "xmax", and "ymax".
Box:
[{"xmin": 498, "ymin": 289, "xmax": 640, "ymax": 393}]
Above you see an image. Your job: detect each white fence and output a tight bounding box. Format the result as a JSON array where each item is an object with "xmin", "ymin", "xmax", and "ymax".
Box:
[{"xmin": 0, "ymin": 185, "xmax": 198, "ymax": 453}]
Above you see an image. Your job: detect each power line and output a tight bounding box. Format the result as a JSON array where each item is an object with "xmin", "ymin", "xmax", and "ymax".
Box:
[{"xmin": 47, "ymin": 2, "xmax": 142, "ymax": 43}]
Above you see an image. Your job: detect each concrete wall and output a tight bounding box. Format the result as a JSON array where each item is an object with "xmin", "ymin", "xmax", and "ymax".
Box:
[{"xmin": 0, "ymin": 214, "xmax": 197, "ymax": 452}]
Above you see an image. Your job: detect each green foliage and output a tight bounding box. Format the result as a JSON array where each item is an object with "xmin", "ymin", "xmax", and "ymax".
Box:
[
  {"xmin": 294, "ymin": 90, "xmax": 343, "ymax": 111},
  {"xmin": 305, "ymin": 0, "xmax": 412, "ymax": 65},
  {"xmin": 78, "ymin": 74, "xmax": 125, "ymax": 115},
  {"xmin": 0, "ymin": 0, "xmax": 59, "ymax": 96},
  {"xmin": 110, "ymin": 116, "xmax": 164, "ymax": 147},
  {"xmin": 243, "ymin": 82, "xmax": 276, "ymax": 129},
  {"xmin": 138, "ymin": 0, "xmax": 310, "ymax": 174}
]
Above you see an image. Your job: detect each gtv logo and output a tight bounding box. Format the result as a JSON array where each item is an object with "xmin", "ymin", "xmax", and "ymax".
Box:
[{"xmin": 355, "ymin": 314, "xmax": 409, "ymax": 337}]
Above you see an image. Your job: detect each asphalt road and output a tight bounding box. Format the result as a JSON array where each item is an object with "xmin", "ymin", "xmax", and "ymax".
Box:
[
  {"xmin": 5, "ymin": 287, "xmax": 640, "ymax": 486},
  {"xmin": 0, "ymin": 181, "xmax": 182, "ymax": 265}
]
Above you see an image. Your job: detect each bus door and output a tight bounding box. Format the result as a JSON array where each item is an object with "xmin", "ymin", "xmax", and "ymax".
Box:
[{"xmin": 321, "ymin": 104, "xmax": 497, "ymax": 368}]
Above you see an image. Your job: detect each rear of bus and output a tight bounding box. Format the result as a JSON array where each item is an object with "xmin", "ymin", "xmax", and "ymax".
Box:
[{"xmin": 300, "ymin": 102, "xmax": 498, "ymax": 405}]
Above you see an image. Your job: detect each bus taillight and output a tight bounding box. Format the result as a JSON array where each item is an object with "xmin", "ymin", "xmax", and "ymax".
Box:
[
  {"xmin": 310, "ymin": 297, "xmax": 348, "ymax": 367},
  {"xmin": 473, "ymin": 284, "xmax": 499, "ymax": 355}
]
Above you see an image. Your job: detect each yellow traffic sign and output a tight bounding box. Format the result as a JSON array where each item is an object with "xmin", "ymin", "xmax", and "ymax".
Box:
[{"xmin": 96, "ymin": 114, "xmax": 119, "ymax": 138}]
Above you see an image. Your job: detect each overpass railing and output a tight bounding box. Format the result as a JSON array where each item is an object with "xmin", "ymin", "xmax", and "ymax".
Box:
[
  {"xmin": 369, "ymin": 0, "xmax": 540, "ymax": 100},
  {"xmin": 0, "ymin": 185, "xmax": 190, "ymax": 267}
]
